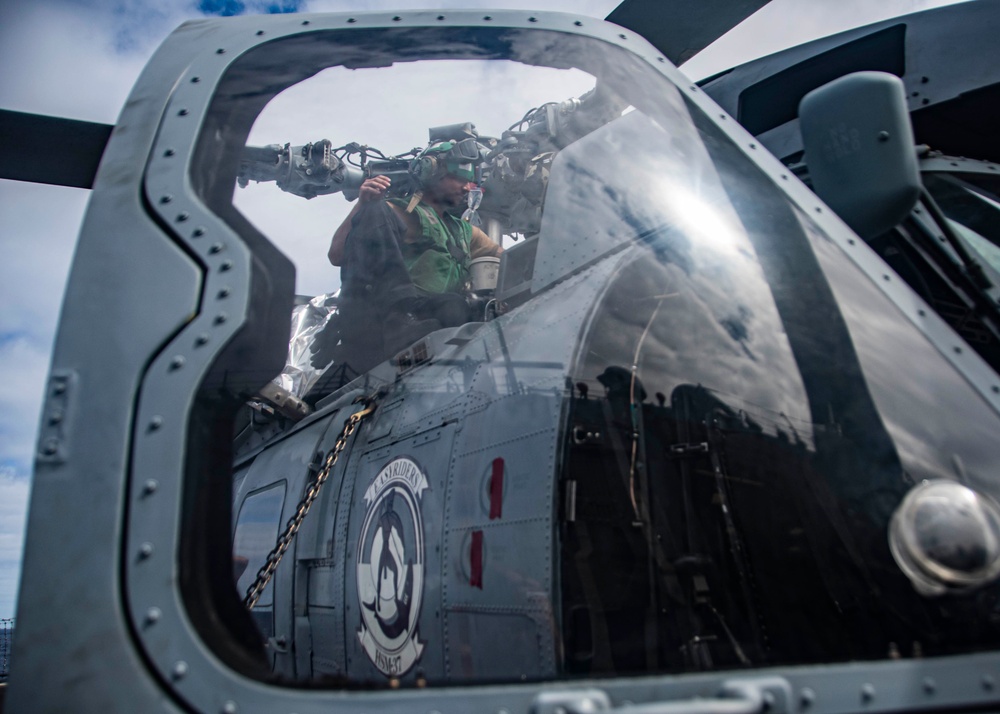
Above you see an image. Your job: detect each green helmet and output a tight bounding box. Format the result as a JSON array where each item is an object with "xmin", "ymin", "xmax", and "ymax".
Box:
[{"xmin": 409, "ymin": 138, "xmax": 479, "ymax": 186}]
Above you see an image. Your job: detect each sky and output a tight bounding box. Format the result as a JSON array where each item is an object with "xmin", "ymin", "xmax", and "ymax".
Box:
[{"xmin": 0, "ymin": 0, "xmax": 972, "ymax": 621}]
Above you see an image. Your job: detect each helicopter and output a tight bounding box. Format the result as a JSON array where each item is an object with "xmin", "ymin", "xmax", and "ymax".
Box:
[{"xmin": 5, "ymin": 1, "xmax": 1000, "ymax": 713}]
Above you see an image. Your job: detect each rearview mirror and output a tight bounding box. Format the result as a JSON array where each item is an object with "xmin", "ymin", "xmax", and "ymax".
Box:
[{"xmin": 799, "ymin": 71, "xmax": 920, "ymax": 240}]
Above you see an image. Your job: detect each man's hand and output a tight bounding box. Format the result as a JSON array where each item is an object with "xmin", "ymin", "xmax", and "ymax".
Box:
[{"xmin": 358, "ymin": 175, "xmax": 391, "ymax": 203}]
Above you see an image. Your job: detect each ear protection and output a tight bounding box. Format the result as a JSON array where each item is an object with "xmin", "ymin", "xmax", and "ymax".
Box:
[{"xmin": 409, "ymin": 139, "xmax": 479, "ymax": 187}]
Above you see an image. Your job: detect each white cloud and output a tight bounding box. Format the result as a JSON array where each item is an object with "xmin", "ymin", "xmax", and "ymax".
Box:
[{"xmin": 0, "ymin": 467, "xmax": 31, "ymax": 620}]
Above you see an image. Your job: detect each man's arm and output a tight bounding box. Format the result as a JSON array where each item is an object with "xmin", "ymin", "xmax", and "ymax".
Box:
[
  {"xmin": 328, "ymin": 174, "xmax": 392, "ymax": 266},
  {"xmin": 469, "ymin": 225, "xmax": 503, "ymax": 259}
]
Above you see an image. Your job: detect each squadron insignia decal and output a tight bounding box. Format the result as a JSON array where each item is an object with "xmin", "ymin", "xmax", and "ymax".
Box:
[{"xmin": 356, "ymin": 457, "xmax": 428, "ymax": 676}]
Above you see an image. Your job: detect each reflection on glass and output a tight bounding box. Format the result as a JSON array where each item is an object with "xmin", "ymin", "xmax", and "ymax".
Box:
[{"xmin": 233, "ymin": 483, "xmax": 285, "ymax": 612}]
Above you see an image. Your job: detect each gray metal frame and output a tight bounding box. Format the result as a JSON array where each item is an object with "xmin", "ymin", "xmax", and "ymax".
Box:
[{"xmin": 11, "ymin": 8, "xmax": 1000, "ymax": 714}]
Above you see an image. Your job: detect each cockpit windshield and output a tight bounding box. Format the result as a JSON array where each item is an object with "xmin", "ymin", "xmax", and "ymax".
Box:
[{"xmin": 172, "ymin": 23, "xmax": 1000, "ymax": 688}]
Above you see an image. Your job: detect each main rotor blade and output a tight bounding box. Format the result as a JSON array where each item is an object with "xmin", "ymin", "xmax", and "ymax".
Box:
[
  {"xmin": 0, "ymin": 110, "xmax": 112, "ymax": 189},
  {"xmin": 606, "ymin": 0, "xmax": 772, "ymax": 65}
]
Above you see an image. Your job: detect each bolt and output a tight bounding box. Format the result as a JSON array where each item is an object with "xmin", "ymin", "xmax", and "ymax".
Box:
[
  {"xmin": 160, "ymin": 195, "xmax": 173, "ymax": 204},
  {"xmin": 255, "ymin": 30, "xmax": 264, "ymax": 36},
  {"xmin": 216, "ymin": 48, "xmax": 225, "ymax": 54},
  {"xmin": 191, "ymin": 76, "xmax": 200, "ymax": 83},
  {"xmin": 574, "ymin": 20, "xmax": 583, "ymax": 26},
  {"xmin": 42, "ymin": 438, "xmax": 59, "ymax": 456},
  {"xmin": 528, "ymin": 16, "xmax": 537, "ymax": 22},
  {"xmin": 209, "ymin": 243, "xmax": 224, "ymax": 254},
  {"xmin": 170, "ymin": 355, "xmax": 185, "ymax": 370},
  {"xmin": 172, "ymin": 661, "xmax": 188, "ymax": 679},
  {"xmin": 145, "ymin": 607, "xmax": 161, "ymax": 624},
  {"xmin": 164, "ymin": 148, "xmax": 175, "ymax": 157},
  {"xmin": 178, "ymin": 108, "xmax": 188, "ymax": 116},
  {"xmin": 52, "ymin": 381, "xmax": 67, "ymax": 395},
  {"xmin": 195, "ymin": 334, "xmax": 209, "ymax": 346},
  {"xmin": 619, "ymin": 33, "xmax": 627, "ymax": 39},
  {"xmin": 861, "ymin": 684, "xmax": 875, "ymax": 702},
  {"xmin": 800, "ymin": 688, "xmax": 816, "ymax": 708},
  {"xmin": 220, "ymin": 260, "xmax": 233, "ymax": 272},
  {"xmin": 192, "ymin": 227, "xmax": 205, "ymax": 238},
  {"xmin": 149, "ymin": 416, "xmax": 163, "ymax": 431},
  {"xmin": 222, "ymin": 701, "xmax": 238, "ymax": 714},
  {"xmin": 143, "ymin": 479, "xmax": 159, "ymax": 495},
  {"xmin": 49, "ymin": 409, "xmax": 64, "ymax": 425},
  {"xmin": 983, "ymin": 675, "xmax": 995, "ymax": 690},
  {"xmin": 139, "ymin": 542, "xmax": 154, "ymax": 559},
  {"xmin": 923, "ymin": 677, "xmax": 936, "ymax": 694},
  {"xmin": 214, "ymin": 313, "xmax": 228, "ymax": 325},
  {"xmin": 301, "ymin": 19, "xmax": 309, "ymax": 25},
  {"xmin": 878, "ymin": 131, "xmax": 890, "ymax": 142},
  {"xmin": 176, "ymin": 212, "xmax": 189, "ymax": 222},
  {"xmin": 217, "ymin": 287, "xmax": 231, "ymax": 298}
]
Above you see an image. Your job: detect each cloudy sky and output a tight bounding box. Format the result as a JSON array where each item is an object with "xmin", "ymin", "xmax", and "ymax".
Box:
[{"xmin": 0, "ymin": 0, "xmax": 970, "ymax": 621}]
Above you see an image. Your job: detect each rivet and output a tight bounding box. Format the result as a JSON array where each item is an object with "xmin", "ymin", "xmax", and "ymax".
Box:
[
  {"xmin": 861, "ymin": 683, "xmax": 875, "ymax": 702},
  {"xmin": 176, "ymin": 212, "xmax": 189, "ymax": 222},
  {"xmin": 192, "ymin": 227, "xmax": 205, "ymax": 238},
  {"xmin": 172, "ymin": 661, "xmax": 188, "ymax": 679},
  {"xmin": 528, "ymin": 16, "xmax": 537, "ymax": 22},
  {"xmin": 658, "ymin": 57, "xmax": 666, "ymax": 63},
  {"xmin": 921, "ymin": 76, "xmax": 929, "ymax": 84},
  {"xmin": 574, "ymin": 20, "xmax": 583, "ymax": 26},
  {"xmin": 719, "ymin": 114, "xmax": 727, "ymax": 120},
  {"xmin": 301, "ymin": 19, "xmax": 309, "ymax": 25},
  {"xmin": 347, "ymin": 17, "xmax": 356, "ymax": 23},
  {"xmin": 209, "ymin": 242, "xmax": 224, "ymax": 254},
  {"xmin": 163, "ymin": 148, "xmax": 175, "ymax": 157},
  {"xmin": 52, "ymin": 381, "xmax": 67, "ymax": 395},
  {"xmin": 878, "ymin": 131, "xmax": 890, "ymax": 142},
  {"xmin": 215, "ymin": 313, "xmax": 228, "ymax": 325},
  {"xmin": 149, "ymin": 415, "xmax": 163, "ymax": 430},
  {"xmin": 815, "ymin": 207, "xmax": 822, "ymax": 213},
  {"xmin": 145, "ymin": 607, "xmax": 161, "ymax": 624},
  {"xmin": 918, "ymin": 309, "xmax": 926, "ymax": 317},
  {"xmin": 42, "ymin": 438, "xmax": 59, "ymax": 456},
  {"xmin": 220, "ymin": 260, "xmax": 233, "ymax": 271},
  {"xmin": 781, "ymin": 174, "xmax": 789, "ymax": 180},
  {"xmin": 195, "ymin": 334, "xmax": 209, "ymax": 346},
  {"xmin": 848, "ymin": 239, "xmax": 856, "ymax": 245},
  {"xmin": 178, "ymin": 108, "xmax": 189, "ymax": 116},
  {"xmin": 619, "ymin": 33, "xmax": 627, "ymax": 39},
  {"xmin": 160, "ymin": 195, "xmax": 173, "ymax": 204},
  {"xmin": 170, "ymin": 355, "xmax": 186, "ymax": 370},
  {"xmin": 749, "ymin": 143, "xmax": 756, "ymax": 150},
  {"xmin": 191, "ymin": 76, "xmax": 200, "ymax": 83},
  {"xmin": 256, "ymin": 30, "xmax": 264, "ymax": 36},
  {"xmin": 922, "ymin": 677, "xmax": 936, "ymax": 694},
  {"xmin": 922, "ymin": 98, "xmax": 930, "ymax": 105},
  {"xmin": 436, "ymin": 15, "xmax": 444, "ymax": 20},
  {"xmin": 983, "ymin": 674, "xmax": 995, "ymax": 690},
  {"xmin": 139, "ymin": 542, "xmax": 154, "ymax": 559},
  {"xmin": 389, "ymin": 677, "xmax": 400, "ymax": 689},
  {"xmin": 883, "ymin": 274, "xmax": 891, "ymax": 281},
  {"xmin": 392, "ymin": 15, "xmax": 401, "ymax": 21},
  {"xmin": 143, "ymin": 479, "xmax": 159, "ymax": 495},
  {"xmin": 48, "ymin": 409, "xmax": 64, "ymax": 425},
  {"xmin": 483, "ymin": 15, "xmax": 492, "ymax": 21},
  {"xmin": 217, "ymin": 287, "xmax": 231, "ymax": 299},
  {"xmin": 992, "ymin": 386, "xmax": 1000, "ymax": 394},
  {"xmin": 954, "ymin": 346, "xmax": 963, "ymax": 354},
  {"xmin": 216, "ymin": 48, "xmax": 225, "ymax": 54},
  {"xmin": 222, "ymin": 701, "xmax": 238, "ymax": 714},
  {"xmin": 762, "ymin": 692, "xmax": 775, "ymax": 710},
  {"xmin": 689, "ymin": 85, "xmax": 697, "ymax": 92},
  {"xmin": 800, "ymin": 688, "xmax": 815, "ymax": 708}
]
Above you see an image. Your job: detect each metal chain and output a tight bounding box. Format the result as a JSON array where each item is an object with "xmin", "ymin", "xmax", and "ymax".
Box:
[{"xmin": 244, "ymin": 398, "xmax": 376, "ymax": 610}]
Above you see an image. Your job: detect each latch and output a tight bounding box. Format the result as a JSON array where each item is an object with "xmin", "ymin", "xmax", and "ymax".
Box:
[{"xmin": 532, "ymin": 678, "xmax": 791, "ymax": 714}]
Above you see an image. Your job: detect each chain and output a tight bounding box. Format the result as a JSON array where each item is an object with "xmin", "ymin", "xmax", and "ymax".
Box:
[{"xmin": 244, "ymin": 397, "xmax": 377, "ymax": 610}]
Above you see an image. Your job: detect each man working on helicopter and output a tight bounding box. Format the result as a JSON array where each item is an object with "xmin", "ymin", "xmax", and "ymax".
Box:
[{"xmin": 314, "ymin": 140, "xmax": 502, "ymax": 373}]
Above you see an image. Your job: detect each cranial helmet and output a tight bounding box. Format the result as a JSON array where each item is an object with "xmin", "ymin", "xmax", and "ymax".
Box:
[{"xmin": 409, "ymin": 138, "xmax": 480, "ymax": 186}]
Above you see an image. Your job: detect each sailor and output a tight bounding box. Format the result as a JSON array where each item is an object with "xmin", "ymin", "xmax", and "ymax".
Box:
[{"xmin": 313, "ymin": 140, "xmax": 501, "ymax": 374}]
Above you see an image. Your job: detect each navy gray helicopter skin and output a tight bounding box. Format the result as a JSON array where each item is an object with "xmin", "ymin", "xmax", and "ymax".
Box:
[{"xmin": 6, "ymin": 2, "xmax": 1000, "ymax": 713}]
